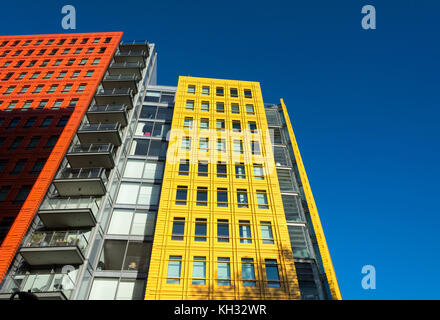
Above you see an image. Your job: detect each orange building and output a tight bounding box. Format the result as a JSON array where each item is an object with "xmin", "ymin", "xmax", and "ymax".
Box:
[{"xmin": 0, "ymin": 32, "xmax": 122, "ymax": 282}]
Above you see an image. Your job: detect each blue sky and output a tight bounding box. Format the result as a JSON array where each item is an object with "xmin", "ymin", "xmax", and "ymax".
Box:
[{"xmin": 1, "ymin": 0, "xmax": 439, "ymax": 299}]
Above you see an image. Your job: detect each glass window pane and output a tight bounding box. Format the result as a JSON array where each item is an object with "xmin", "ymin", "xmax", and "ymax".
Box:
[
  {"xmin": 89, "ymin": 278, "xmax": 118, "ymax": 300},
  {"xmin": 116, "ymin": 183, "xmax": 139, "ymax": 204},
  {"xmin": 108, "ymin": 209, "xmax": 133, "ymax": 235},
  {"xmin": 131, "ymin": 211, "xmax": 156, "ymax": 236}
]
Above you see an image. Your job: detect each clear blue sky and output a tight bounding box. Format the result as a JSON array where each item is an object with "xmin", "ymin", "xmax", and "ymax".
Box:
[{"xmin": 2, "ymin": 0, "xmax": 439, "ymax": 299}]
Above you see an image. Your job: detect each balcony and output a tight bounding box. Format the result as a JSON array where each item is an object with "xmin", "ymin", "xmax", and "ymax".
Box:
[
  {"xmin": 66, "ymin": 143, "xmax": 116, "ymax": 169},
  {"xmin": 119, "ymin": 40, "xmax": 149, "ymax": 55},
  {"xmin": 38, "ymin": 197, "xmax": 99, "ymax": 228},
  {"xmin": 113, "ymin": 52, "xmax": 146, "ymax": 68},
  {"xmin": 77, "ymin": 123, "xmax": 122, "ymax": 146},
  {"xmin": 53, "ymin": 168, "xmax": 107, "ymax": 197},
  {"xmin": 87, "ymin": 104, "xmax": 128, "ymax": 127},
  {"xmin": 101, "ymin": 74, "xmax": 140, "ymax": 94},
  {"xmin": 109, "ymin": 61, "xmax": 144, "ymax": 78},
  {"xmin": 20, "ymin": 230, "xmax": 90, "ymax": 266},
  {"xmin": 0, "ymin": 272, "xmax": 76, "ymax": 300},
  {"xmin": 94, "ymin": 88, "xmax": 134, "ymax": 109}
]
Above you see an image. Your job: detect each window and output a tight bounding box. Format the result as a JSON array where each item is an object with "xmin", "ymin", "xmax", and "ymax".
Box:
[
  {"xmin": 202, "ymin": 86, "xmax": 210, "ymax": 95},
  {"xmin": 79, "ymin": 59, "xmax": 87, "ymax": 65},
  {"xmin": 81, "ymin": 38, "xmax": 89, "ymax": 44},
  {"xmin": 22, "ymin": 101, "xmax": 32, "ymax": 110},
  {"xmin": 216, "ymin": 87, "xmax": 224, "ymax": 96},
  {"xmin": 62, "ymin": 84, "xmax": 72, "ymax": 93},
  {"xmin": 233, "ymin": 140, "xmax": 243, "ymax": 154},
  {"xmin": 0, "ymin": 186, "xmax": 11, "ymax": 202},
  {"xmin": 217, "ymin": 139, "xmax": 226, "ymax": 153},
  {"xmin": 176, "ymin": 186, "xmax": 188, "ymax": 205},
  {"xmin": 144, "ymin": 91, "xmax": 160, "ymax": 103},
  {"xmin": 52, "ymin": 99, "xmax": 63, "ymax": 110},
  {"xmin": 86, "ymin": 48, "xmax": 94, "ymax": 54},
  {"xmin": 30, "ymin": 158, "xmax": 45, "ymax": 174},
  {"xmin": 192, "ymin": 257, "xmax": 206, "ymax": 285},
  {"xmin": 196, "ymin": 187, "xmax": 208, "ymax": 206},
  {"xmin": 57, "ymin": 116, "xmax": 69, "ymax": 127},
  {"xmin": 108, "ymin": 209, "xmax": 156, "ymax": 236},
  {"xmin": 216, "ymin": 119, "xmax": 225, "ymax": 131},
  {"xmin": 26, "ymin": 136, "xmax": 40, "ymax": 149},
  {"xmin": 216, "ymin": 102, "xmax": 225, "ymax": 113},
  {"xmin": 198, "ymin": 161, "xmax": 208, "ymax": 177},
  {"xmin": 248, "ymin": 122, "xmax": 257, "ymax": 133},
  {"xmin": 44, "ymin": 136, "xmax": 58, "ymax": 148},
  {"xmin": 195, "ymin": 218, "xmax": 207, "ymax": 241},
  {"xmin": 217, "ymin": 162, "xmax": 227, "ymax": 178},
  {"xmin": 68, "ymin": 99, "xmax": 78, "ymax": 107},
  {"xmin": 251, "ymin": 141, "xmax": 261, "ymax": 155},
  {"xmin": 116, "ymin": 182, "xmax": 161, "ymax": 206},
  {"xmin": 244, "ymin": 89, "xmax": 252, "ymax": 98},
  {"xmin": 185, "ymin": 100, "xmax": 194, "ymax": 110},
  {"xmin": 53, "ymin": 59, "xmax": 62, "ymax": 66},
  {"xmin": 261, "ymin": 222, "xmax": 274, "ymax": 244},
  {"xmin": 43, "ymin": 71, "xmax": 53, "ymax": 79},
  {"xmin": 232, "ymin": 121, "xmax": 241, "ymax": 132},
  {"xmin": 231, "ymin": 103, "xmax": 240, "ymax": 114},
  {"xmin": 5, "ymin": 101, "xmax": 17, "ymax": 111},
  {"xmin": 217, "ymin": 188, "xmax": 228, "ymax": 207},
  {"xmin": 4, "ymin": 86, "xmax": 15, "ymax": 95},
  {"xmin": 241, "ymin": 258, "xmax": 256, "ymax": 286},
  {"xmin": 199, "ymin": 138, "xmax": 209, "ymax": 152},
  {"xmin": 40, "ymin": 116, "xmax": 53, "ymax": 128},
  {"xmin": 201, "ymin": 101, "xmax": 209, "ymax": 112},
  {"xmin": 256, "ymin": 190, "xmax": 269, "ymax": 209},
  {"xmin": 76, "ymin": 84, "xmax": 86, "ymax": 93},
  {"xmin": 253, "ymin": 164, "xmax": 264, "ymax": 180},
  {"xmin": 183, "ymin": 117, "xmax": 193, "ymax": 129},
  {"xmin": 167, "ymin": 256, "xmax": 182, "ymax": 284},
  {"xmin": 237, "ymin": 189, "xmax": 249, "ymax": 208},
  {"xmin": 178, "ymin": 159, "xmax": 190, "ymax": 176},
  {"xmin": 230, "ymin": 88, "xmax": 238, "ymax": 97},
  {"xmin": 246, "ymin": 105, "xmax": 255, "ymax": 115},
  {"xmin": 18, "ymin": 86, "xmax": 29, "ymax": 94},
  {"xmin": 17, "ymin": 73, "xmax": 26, "ymax": 80},
  {"xmin": 265, "ymin": 259, "xmax": 281, "ymax": 287},
  {"xmin": 9, "ymin": 136, "xmax": 23, "ymax": 150},
  {"xmin": 217, "ymin": 257, "xmax": 231, "ymax": 286},
  {"xmin": 239, "ymin": 221, "xmax": 252, "ymax": 243},
  {"xmin": 47, "ymin": 85, "xmax": 58, "ymax": 94},
  {"xmin": 172, "ymin": 217, "xmax": 185, "ymax": 240},
  {"xmin": 217, "ymin": 219, "xmax": 229, "ymax": 242},
  {"xmin": 13, "ymin": 185, "xmax": 31, "ymax": 204},
  {"xmin": 181, "ymin": 137, "xmax": 191, "ymax": 151},
  {"xmin": 10, "ymin": 159, "xmax": 26, "ymax": 175},
  {"xmin": 235, "ymin": 163, "xmax": 246, "ymax": 179},
  {"xmin": 200, "ymin": 119, "xmax": 209, "ymax": 130},
  {"xmin": 85, "ymin": 70, "xmax": 94, "ymax": 78},
  {"xmin": 7, "ymin": 118, "xmax": 20, "ymax": 128},
  {"xmin": 92, "ymin": 58, "xmax": 100, "ymax": 65},
  {"xmin": 37, "ymin": 100, "xmax": 48, "ymax": 109},
  {"xmin": 187, "ymin": 85, "xmax": 195, "ymax": 94}
]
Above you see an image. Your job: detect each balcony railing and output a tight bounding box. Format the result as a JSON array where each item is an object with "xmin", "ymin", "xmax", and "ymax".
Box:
[
  {"xmin": 103, "ymin": 74, "xmax": 139, "ymax": 82},
  {"xmin": 95, "ymin": 88, "xmax": 133, "ymax": 96},
  {"xmin": 40, "ymin": 196, "xmax": 100, "ymax": 217},
  {"xmin": 120, "ymin": 40, "xmax": 148, "ymax": 46},
  {"xmin": 3, "ymin": 272, "xmax": 76, "ymax": 299},
  {"xmin": 24, "ymin": 230, "xmax": 90, "ymax": 252},
  {"xmin": 115, "ymin": 50, "xmax": 147, "ymax": 57},
  {"xmin": 88, "ymin": 104, "xmax": 127, "ymax": 113},
  {"xmin": 79, "ymin": 122, "xmax": 121, "ymax": 133},
  {"xmin": 56, "ymin": 167, "xmax": 107, "ymax": 182},
  {"xmin": 69, "ymin": 143, "xmax": 115, "ymax": 155}
]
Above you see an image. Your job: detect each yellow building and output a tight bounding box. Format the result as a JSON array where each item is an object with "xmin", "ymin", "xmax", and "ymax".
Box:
[{"xmin": 145, "ymin": 76, "xmax": 341, "ymax": 300}]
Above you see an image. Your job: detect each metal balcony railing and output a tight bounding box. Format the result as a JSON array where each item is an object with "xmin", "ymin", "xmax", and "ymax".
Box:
[
  {"xmin": 24, "ymin": 230, "xmax": 90, "ymax": 252},
  {"xmin": 40, "ymin": 196, "xmax": 100, "ymax": 217},
  {"xmin": 3, "ymin": 272, "xmax": 76, "ymax": 299}
]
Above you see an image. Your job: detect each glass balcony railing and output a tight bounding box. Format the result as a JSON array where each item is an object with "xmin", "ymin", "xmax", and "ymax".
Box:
[
  {"xmin": 3, "ymin": 272, "xmax": 76, "ymax": 299},
  {"xmin": 40, "ymin": 196, "xmax": 100, "ymax": 217},
  {"xmin": 24, "ymin": 230, "xmax": 90, "ymax": 252},
  {"xmin": 115, "ymin": 50, "xmax": 147, "ymax": 57},
  {"xmin": 68, "ymin": 143, "xmax": 115, "ymax": 156},
  {"xmin": 79, "ymin": 122, "xmax": 121, "ymax": 133},
  {"xmin": 95, "ymin": 88, "xmax": 133, "ymax": 96},
  {"xmin": 103, "ymin": 74, "xmax": 139, "ymax": 82},
  {"xmin": 55, "ymin": 168, "xmax": 107, "ymax": 183},
  {"xmin": 88, "ymin": 104, "xmax": 127, "ymax": 113},
  {"xmin": 120, "ymin": 40, "xmax": 148, "ymax": 46}
]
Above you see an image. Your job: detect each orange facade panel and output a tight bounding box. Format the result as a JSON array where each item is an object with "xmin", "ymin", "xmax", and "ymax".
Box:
[{"xmin": 0, "ymin": 32, "xmax": 123, "ymax": 282}]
